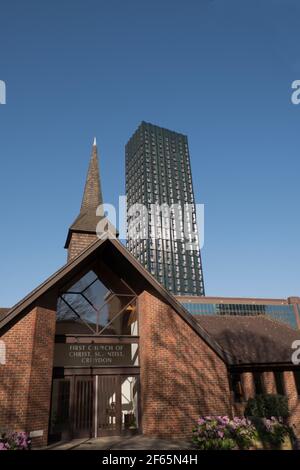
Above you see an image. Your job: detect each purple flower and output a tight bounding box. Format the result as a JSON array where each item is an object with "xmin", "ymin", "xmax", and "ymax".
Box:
[{"xmin": 0, "ymin": 431, "xmax": 30, "ymax": 450}]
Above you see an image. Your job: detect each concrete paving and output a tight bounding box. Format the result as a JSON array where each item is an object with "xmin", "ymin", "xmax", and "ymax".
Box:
[{"xmin": 49, "ymin": 435, "xmax": 194, "ymax": 450}]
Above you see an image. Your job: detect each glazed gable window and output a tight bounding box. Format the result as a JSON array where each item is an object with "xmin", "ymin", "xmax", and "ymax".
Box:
[{"xmin": 56, "ymin": 263, "xmax": 137, "ymax": 336}]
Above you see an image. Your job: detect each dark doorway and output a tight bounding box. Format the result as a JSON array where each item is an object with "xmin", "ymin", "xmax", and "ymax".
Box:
[
  {"xmin": 49, "ymin": 373, "xmax": 139, "ymax": 442},
  {"xmin": 73, "ymin": 376, "xmax": 93, "ymax": 438}
]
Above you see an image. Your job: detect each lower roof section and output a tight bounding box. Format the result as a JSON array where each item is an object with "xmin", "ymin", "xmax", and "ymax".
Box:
[{"xmin": 194, "ymin": 314, "xmax": 300, "ymax": 366}]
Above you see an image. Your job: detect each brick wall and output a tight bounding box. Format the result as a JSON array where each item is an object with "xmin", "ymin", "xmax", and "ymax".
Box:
[
  {"xmin": 285, "ymin": 371, "xmax": 300, "ymax": 436},
  {"xmin": 232, "ymin": 372, "xmax": 255, "ymax": 416},
  {"xmin": 263, "ymin": 371, "xmax": 277, "ymax": 394},
  {"xmin": 67, "ymin": 232, "xmax": 97, "ymax": 261},
  {"xmin": 242, "ymin": 372, "xmax": 256, "ymax": 400},
  {"xmin": 0, "ymin": 306, "xmax": 56, "ymax": 447},
  {"xmin": 138, "ymin": 291, "xmax": 232, "ymax": 438}
]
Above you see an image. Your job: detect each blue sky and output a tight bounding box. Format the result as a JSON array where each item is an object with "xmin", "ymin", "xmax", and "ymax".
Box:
[{"xmin": 0, "ymin": 0, "xmax": 300, "ymax": 307}]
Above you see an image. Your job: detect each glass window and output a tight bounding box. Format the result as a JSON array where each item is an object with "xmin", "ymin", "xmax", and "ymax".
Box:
[{"xmin": 56, "ymin": 266, "xmax": 137, "ymax": 336}]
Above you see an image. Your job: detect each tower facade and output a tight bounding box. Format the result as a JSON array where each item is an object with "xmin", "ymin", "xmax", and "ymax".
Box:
[{"xmin": 126, "ymin": 121, "xmax": 205, "ymax": 296}]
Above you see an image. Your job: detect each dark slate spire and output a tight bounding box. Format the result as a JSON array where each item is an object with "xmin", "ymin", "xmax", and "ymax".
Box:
[
  {"xmin": 64, "ymin": 138, "xmax": 106, "ymax": 255},
  {"xmin": 80, "ymin": 138, "xmax": 104, "ymax": 216}
]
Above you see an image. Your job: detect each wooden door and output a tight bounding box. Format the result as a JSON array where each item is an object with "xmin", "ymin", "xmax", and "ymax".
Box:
[{"xmin": 72, "ymin": 376, "xmax": 93, "ymax": 438}]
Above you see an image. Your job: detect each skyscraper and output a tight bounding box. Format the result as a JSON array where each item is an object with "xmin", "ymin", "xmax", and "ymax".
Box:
[{"xmin": 126, "ymin": 121, "xmax": 205, "ymax": 296}]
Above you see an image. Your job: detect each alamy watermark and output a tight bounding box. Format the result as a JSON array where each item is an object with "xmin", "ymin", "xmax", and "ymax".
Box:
[
  {"xmin": 291, "ymin": 340, "xmax": 300, "ymax": 365},
  {"xmin": 94, "ymin": 196, "xmax": 205, "ymax": 250},
  {"xmin": 291, "ymin": 80, "xmax": 300, "ymax": 105},
  {"xmin": 0, "ymin": 340, "xmax": 6, "ymax": 365},
  {"xmin": 0, "ymin": 80, "xmax": 6, "ymax": 104}
]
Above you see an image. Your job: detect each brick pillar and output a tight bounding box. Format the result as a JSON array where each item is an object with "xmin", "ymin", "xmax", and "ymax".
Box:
[
  {"xmin": 0, "ymin": 309, "xmax": 37, "ymax": 434},
  {"xmin": 26, "ymin": 306, "xmax": 56, "ymax": 447},
  {"xmin": 263, "ymin": 371, "xmax": 276, "ymax": 394},
  {"xmin": 284, "ymin": 371, "xmax": 300, "ymax": 438},
  {"xmin": 0, "ymin": 306, "xmax": 56, "ymax": 448},
  {"xmin": 242, "ymin": 372, "xmax": 255, "ymax": 400},
  {"xmin": 231, "ymin": 372, "xmax": 256, "ymax": 416}
]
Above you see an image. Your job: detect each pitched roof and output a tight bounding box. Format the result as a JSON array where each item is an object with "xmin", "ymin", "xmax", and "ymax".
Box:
[
  {"xmin": 68, "ymin": 212, "xmax": 105, "ymax": 233},
  {"xmin": 0, "ymin": 235, "xmax": 231, "ymax": 364},
  {"xmin": 194, "ymin": 315, "xmax": 300, "ymax": 366},
  {"xmin": 0, "ymin": 308, "xmax": 9, "ymax": 316}
]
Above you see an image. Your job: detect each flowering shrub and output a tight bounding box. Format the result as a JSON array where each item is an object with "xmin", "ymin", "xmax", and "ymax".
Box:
[
  {"xmin": 245, "ymin": 394, "xmax": 289, "ymax": 419},
  {"xmin": 192, "ymin": 416, "xmax": 257, "ymax": 450},
  {"xmin": 252, "ymin": 416, "xmax": 294, "ymax": 448},
  {"xmin": 244, "ymin": 395, "xmax": 295, "ymax": 448},
  {"xmin": 0, "ymin": 432, "xmax": 31, "ymax": 450}
]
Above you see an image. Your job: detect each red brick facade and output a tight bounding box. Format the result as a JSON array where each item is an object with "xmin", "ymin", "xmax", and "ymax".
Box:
[
  {"xmin": 0, "ymin": 290, "xmax": 300, "ymax": 447},
  {"xmin": 263, "ymin": 371, "xmax": 277, "ymax": 395},
  {"xmin": 285, "ymin": 371, "xmax": 300, "ymax": 435},
  {"xmin": 0, "ymin": 306, "xmax": 56, "ymax": 447},
  {"xmin": 138, "ymin": 291, "xmax": 232, "ymax": 437},
  {"xmin": 67, "ymin": 232, "xmax": 97, "ymax": 261}
]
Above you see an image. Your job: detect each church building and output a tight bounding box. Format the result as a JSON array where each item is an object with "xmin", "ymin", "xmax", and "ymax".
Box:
[{"xmin": 0, "ymin": 141, "xmax": 300, "ymax": 447}]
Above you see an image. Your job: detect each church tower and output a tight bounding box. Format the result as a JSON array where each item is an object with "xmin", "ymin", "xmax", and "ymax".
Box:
[{"xmin": 65, "ymin": 138, "xmax": 111, "ymax": 261}]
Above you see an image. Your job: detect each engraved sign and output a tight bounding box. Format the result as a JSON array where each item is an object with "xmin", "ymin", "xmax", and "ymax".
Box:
[{"xmin": 54, "ymin": 343, "xmax": 133, "ymax": 367}]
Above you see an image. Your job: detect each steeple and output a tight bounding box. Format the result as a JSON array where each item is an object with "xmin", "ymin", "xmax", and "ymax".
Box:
[
  {"xmin": 80, "ymin": 138, "xmax": 104, "ymax": 216},
  {"xmin": 65, "ymin": 139, "xmax": 106, "ymax": 260}
]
